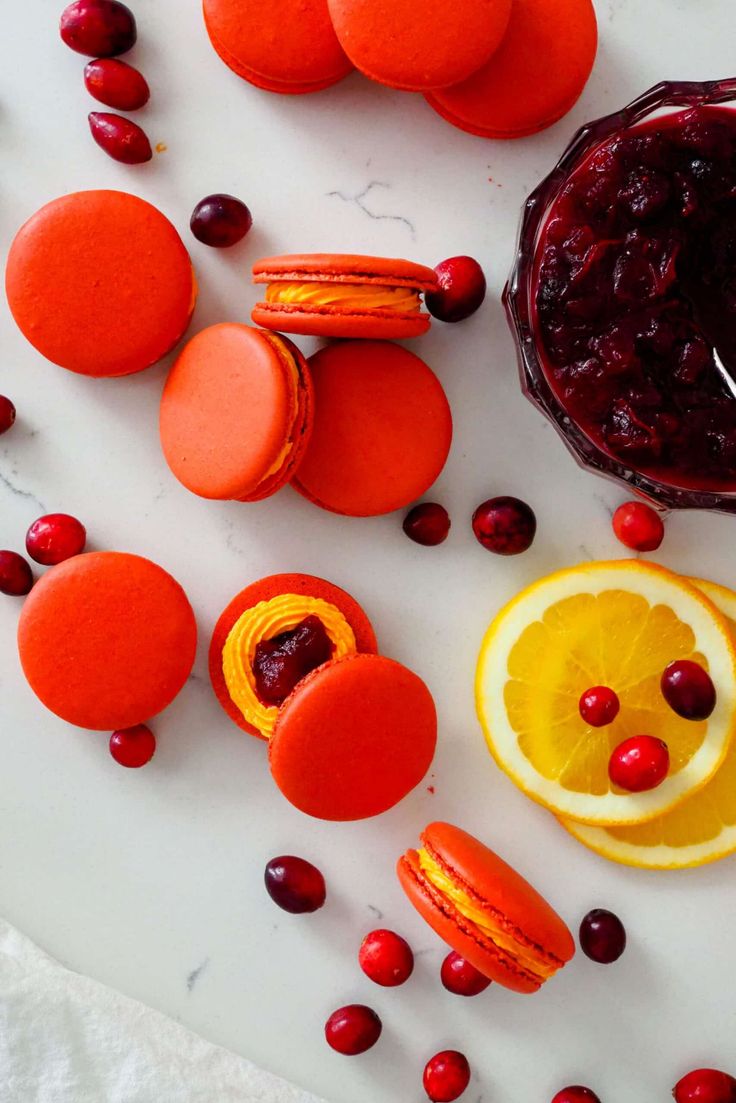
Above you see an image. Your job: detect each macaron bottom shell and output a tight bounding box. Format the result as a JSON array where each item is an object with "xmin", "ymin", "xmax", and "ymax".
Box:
[{"xmin": 251, "ymin": 302, "xmax": 431, "ymax": 340}]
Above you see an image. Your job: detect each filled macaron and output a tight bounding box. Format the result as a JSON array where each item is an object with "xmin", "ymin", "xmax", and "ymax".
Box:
[
  {"xmin": 5, "ymin": 191, "xmax": 196, "ymax": 377},
  {"xmin": 398, "ymin": 823, "xmax": 575, "ymax": 993},
  {"xmin": 210, "ymin": 574, "xmax": 437, "ymax": 820},
  {"xmin": 18, "ymin": 552, "xmax": 197, "ymax": 731},
  {"xmin": 252, "ymin": 254, "xmax": 439, "ymax": 339},
  {"xmin": 159, "ymin": 324, "xmax": 313, "ymax": 502}
]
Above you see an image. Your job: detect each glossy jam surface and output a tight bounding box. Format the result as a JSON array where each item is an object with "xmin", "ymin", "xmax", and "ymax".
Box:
[
  {"xmin": 252, "ymin": 615, "xmax": 333, "ymax": 706},
  {"xmin": 535, "ymin": 106, "xmax": 736, "ymax": 491},
  {"xmin": 264, "ymin": 855, "xmax": 326, "ymax": 914}
]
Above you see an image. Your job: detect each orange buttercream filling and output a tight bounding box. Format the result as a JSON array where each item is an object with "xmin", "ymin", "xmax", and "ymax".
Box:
[
  {"xmin": 222, "ymin": 594, "xmax": 357, "ymax": 738},
  {"xmin": 256, "ymin": 334, "xmax": 301, "ymax": 485},
  {"xmin": 417, "ymin": 850, "xmax": 557, "ymax": 981},
  {"xmin": 264, "ymin": 281, "xmax": 422, "ymax": 313}
]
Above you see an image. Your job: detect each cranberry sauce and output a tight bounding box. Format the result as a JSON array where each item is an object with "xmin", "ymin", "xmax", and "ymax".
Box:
[
  {"xmin": 252, "ymin": 615, "xmax": 333, "ymax": 706},
  {"xmin": 534, "ymin": 106, "xmax": 736, "ymax": 490}
]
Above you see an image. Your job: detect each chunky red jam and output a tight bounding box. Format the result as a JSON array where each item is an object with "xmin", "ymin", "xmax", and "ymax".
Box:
[
  {"xmin": 253, "ymin": 615, "xmax": 333, "ymax": 706},
  {"xmin": 534, "ymin": 106, "xmax": 736, "ymax": 489}
]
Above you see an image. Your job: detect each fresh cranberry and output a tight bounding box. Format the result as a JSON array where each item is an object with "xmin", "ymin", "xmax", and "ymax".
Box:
[
  {"xmin": 440, "ymin": 951, "xmax": 492, "ymax": 996},
  {"xmin": 109, "ymin": 724, "xmax": 156, "ymax": 768},
  {"xmin": 84, "ymin": 58, "xmax": 150, "ymax": 110},
  {"xmin": 612, "ymin": 501, "xmax": 665, "ymax": 552},
  {"xmin": 472, "ymin": 496, "xmax": 536, "ymax": 555},
  {"xmin": 579, "ymin": 686, "xmax": 620, "ymax": 727},
  {"xmin": 403, "ymin": 503, "xmax": 451, "ymax": 546},
  {"xmin": 25, "ymin": 514, "xmax": 86, "ymax": 566},
  {"xmin": 359, "ymin": 929, "xmax": 414, "ymax": 987},
  {"xmin": 264, "ymin": 856, "xmax": 326, "ymax": 914},
  {"xmin": 253, "ymin": 616, "xmax": 333, "ymax": 706},
  {"xmin": 661, "ymin": 660, "xmax": 716, "ymax": 721},
  {"xmin": 325, "ymin": 1005, "xmax": 382, "ymax": 1055},
  {"xmin": 60, "ymin": 0, "xmax": 136, "ymax": 56},
  {"xmin": 673, "ymin": 1068, "xmax": 736, "ymax": 1102},
  {"xmin": 88, "ymin": 112, "xmax": 152, "ymax": 164},
  {"xmin": 0, "ymin": 551, "xmax": 34, "ymax": 596},
  {"xmin": 190, "ymin": 194, "xmax": 253, "ymax": 248},
  {"xmin": 0, "ymin": 396, "xmax": 16, "ymax": 435},
  {"xmin": 579, "ymin": 909, "xmax": 627, "ymax": 964},
  {"xmin": 609, "ymin": 735, "xmax": 670, "ymax": 792},
  {"xmin": 552, "ymin": 1088, "xmax": 602, "ymax": 1103},
  {"xmin": 423, "ymin": 1051, "xmax": 471, "ymax": 1102},
  {"xmin": 425, "ymin": 256, "xmax": 487, "ymax": 323}
]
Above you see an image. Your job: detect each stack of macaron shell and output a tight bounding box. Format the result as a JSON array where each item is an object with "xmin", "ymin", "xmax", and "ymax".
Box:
[
  {"xmin": 159, "ymin": 324, "xmax": 313, "ymax": 501},
  {"xmin": 5, "ymin": 191, "xmax": 196, "ymax": 377},
  {"xmin": 210, "ymin": 574, "xmax": 438, "ymax": 820},
  {"xmin": 398, "ymin": 823, "xmax": 575, "ymax": 993},
  {"xmin": 17, "ymin": 552, "xmax": 197, "ymax": 730}
]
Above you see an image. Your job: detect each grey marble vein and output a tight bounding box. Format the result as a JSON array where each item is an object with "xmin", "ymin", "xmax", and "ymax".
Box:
[
  {"xmin": 186, "ymin": 957, "xmax": 210, "ymax": 992},
  {"xmin": 0, "ymin": 466, "xmax": 46, "ymax": 512},
  {"xmin": 326, "ymin": 182, "xmax": 416, "ymax": 239}
]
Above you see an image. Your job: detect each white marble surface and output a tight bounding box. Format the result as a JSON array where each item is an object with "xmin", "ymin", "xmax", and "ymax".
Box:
[{"xmin": 1, "ymin": 2, "xmax": 736, "ymax": 1101}]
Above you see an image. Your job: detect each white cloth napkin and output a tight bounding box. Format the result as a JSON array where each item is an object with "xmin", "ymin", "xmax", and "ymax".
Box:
[{"xmin": 0, "ymin": 919, "xmax": 327, "ymax": 1103}]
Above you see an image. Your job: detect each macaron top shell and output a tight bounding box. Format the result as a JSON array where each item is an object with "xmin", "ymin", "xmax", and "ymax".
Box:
[
  {"xmin": 159, "ymin": 324, "xmax": 313, "ymax": 501},
  {"xmin": 5, "ymin": 190, "xmax": 196, "ymax": 377},
  {"xmin": 327, "ymin": 0, "xmax": 512, "ymax": 91},
  {"xmin": 17, "ymin": 552, "xmax": 197, "ymax": 731},
  {"xmin": 203, "ymin": 0, "xmax": 353, "ymax": 94},
  {"xmin": 253, "ymin": 254, "xmax": 439, "ymax": 290},
  {"xmin": 292, "ymin": 340, "xmax": 452, "ymax": 516},
  {"xmin": 426, "ymin": 0, "xmax": 598, "ymax": 138},
  {"xmin": 270, "ymin": 653, "xmax": 437, "ymax": 820}
]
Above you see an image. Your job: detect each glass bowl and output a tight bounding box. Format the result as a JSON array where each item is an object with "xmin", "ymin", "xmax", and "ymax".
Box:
[{"xmin": 504, "ymin": 77, "xmax": 736, "ymax": 513}]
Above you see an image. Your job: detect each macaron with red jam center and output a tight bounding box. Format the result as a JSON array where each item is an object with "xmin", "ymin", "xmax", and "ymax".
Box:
[
  {"xmin": 326, "ymin": 0, "xmax": 512, "ymax": 92},
  {"xmin": 251, "ymin": 254, "xmax": 439, "ymax": 340},
  {"xmin": 398, "ymin": 823, "xmax": 575, "ymax": 994},
  {"xmin": 209, "ymin": 572, "xmax": 378, "ymax": 740},
  {"xmin": 202, "ymin": 0, "xmax": 353, "ymax": 94},
  {"xmin": 426, "ymin": 0, "xmax": 598, "ymax": 139},
  {"xmin": 292, "ymin": 340, "xmax": 452, "ymax": 516},
  {"xmin": 5, "ymin": 191, "xmax": 196, "ymax": 377},
  {"xmin": 159, "ymin": 324, "xmax": 313, "ymax": 502},
  {"xmin": 17, "ymin": 552, "xmax": 197, "ymax": 731}
]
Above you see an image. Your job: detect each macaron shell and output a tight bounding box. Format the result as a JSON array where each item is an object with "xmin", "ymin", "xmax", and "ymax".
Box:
[
  {"xmin": 425, "ymin": 0, "xmax": 598, "ymax": 139},
  {"xmin": 159, "ymin": 324, "xmax": 313, "ymax": 501},
  {"xmin": 5, "ymin": 191, "xmax": 196, "ymax": 377},
  {"xmin": 327, "ymin": 0, "xmax": 512, "ymax": 92},
  {"xmin": 209, "ymin": 574, "xmax": 378, "ymax": 739},
  {"xmin": 203, "ymin": 0, "xmax": 353, "ymax": 94},
  {"xmin": 251, "ymin": 303, "xmax": 431, "ymax": 340},
  {"xmin": 252, "ymin": 254, "xmax": 439, "ymax": 290},
  {"xmin": 270, "ymin": 653, "xmax": 437, "ymax": 820},
  {"xmin": 291, "ymin": 340, "xmax": 452, "ymax": 516},
  {"xmin": 17, "ymin": 552, "xmax": 197, "ymax": 731}
]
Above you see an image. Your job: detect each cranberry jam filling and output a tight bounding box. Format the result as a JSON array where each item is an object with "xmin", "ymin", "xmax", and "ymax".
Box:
[
  {"xmin": 534, "ymin": 106, "xmax": 736, "ymax": 490},
  {"xmin": 253, "ymin": 615, "xmax": 334, "ymax": 706}
]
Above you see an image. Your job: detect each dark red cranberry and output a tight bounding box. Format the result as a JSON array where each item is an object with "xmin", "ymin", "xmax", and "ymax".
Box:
[
  {"xmin": 552, "ymin": 1088, "xmax": 602, "ymax": 1103},
  {"xmin": 253, "ymin": 616, "xmax": 333, "ymax": 706},
  {"xmin": 264, "ymin": 856, "xmax": 326, "ymax": 914},
  {"xmin": 88, "ymin": 112, "xmax": 152, "ymax": 164},
  {"xmin": 579, "ymin": 909, "xmax": 627, "ymax": 964},
  {"xmin": 60, "ymin": 0, "xmax": 136, "ymax": 57},
  {"xmin": 472, "ymin": 496, "xmax": 536, "ymax": 555},
  {"xmin": 359, "ymin": 929, "xmax": 414, "ymax": 987},
  {"xmin": 673, "ymin": 1068, "xmax": 736, "ymax": 1102},
  {"xmin": 579, "ymin": 686, "xmax": 620, "ymax": 727},
  {"xmin": 325, "ymin": 1005, "xmax": 381, "ymax": 1055},
  {"xmin": 190, "ymin": 194, "xmax": 253, "ymax": 248},
  {"xmin": 425, "ymin": 256, "xmax": 486, "ymax": 323},
  {"xmin": 25, "ymin": 514, "xmax": 86, "ymax": 566},
  {"xmin": 609, "ymin": 735, "xmax": 670, "ymax": 792},
  {"xmin": 440, "ymin": 951, "xmax": 492, "ymax": 997},
  {"xmin": 403, "ymin": 503, "xmax": 451, "ymax": 546},
  {"xmin": 612, "ymin": 501, "xmax": 665, "ymax": 552},
  {"xmin": 0, "ymin": 396, "xmax": 16, "ymax": 435},
  {"xmin": 109, "ymin": 724, "xmax": 156, "ymax": 768},
  {"xmin": 661, "ymin": 660, "xmax": 716, "ymax": 721},
  {"xmin": 84, "ymin": 58, "xmax": 150, "ymax": 110},
  {"xmin": 0, "ymin": 551, "xmax": 34, "ymax": 596},
  {"xmin": 423, "ymin": 1051, "xmax": 471, "ymax": 1102}
]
